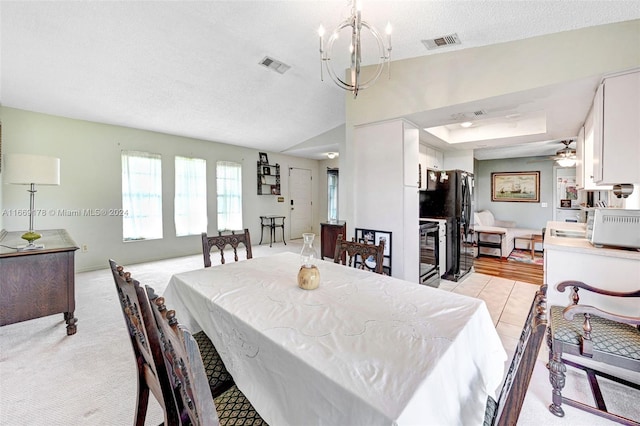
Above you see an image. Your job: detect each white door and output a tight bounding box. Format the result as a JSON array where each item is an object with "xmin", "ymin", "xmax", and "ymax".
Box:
[{"xmin": 289, "ymin": 167, "xmax": 312, "ymax": 239}]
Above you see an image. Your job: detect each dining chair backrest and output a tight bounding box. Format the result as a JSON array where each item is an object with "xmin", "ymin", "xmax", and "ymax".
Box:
[
  {"xmin": 484, "ymin": 284, "xmax": 548, "ymax": 426},
  {"xmin": 146, "ymin": 286, "xmax": 220, "ymax": 426},
  {"xmin": 201, "ymin": 229, "xmax": 253, "ymax": 267},
  {"xmin": 333, "ymin": 234, "xmax": 385, "ymax": 274},
  {"xmin": 109, "ymin": 259, "xmax": 178, "ymax": 426}
]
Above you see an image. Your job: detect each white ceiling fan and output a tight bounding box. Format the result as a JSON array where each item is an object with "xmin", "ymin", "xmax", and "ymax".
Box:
[{"xmin": 529, "ymin": 139, "xmax": 577, "ymax": 166}]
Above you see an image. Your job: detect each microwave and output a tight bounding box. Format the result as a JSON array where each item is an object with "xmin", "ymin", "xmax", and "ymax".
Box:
[{"xmin": 588, "ymin": 208, "xmax": 640, "ymax": 249}]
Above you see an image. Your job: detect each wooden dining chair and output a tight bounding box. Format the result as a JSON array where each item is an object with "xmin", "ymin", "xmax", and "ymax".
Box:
[
  {"xmin": 547, "ymin": 281, "xmax": 640, "ymax": 424},
  {"xmin": 483, "ymin": 284, "xmax": 548, "ymax": 426},
  {"xmin": 109, "ymin": 259, "xmax": 178, "ymax": 426},
  {"xmin": 202, "ymin": 229, "xmax": 253, "ymax": 267},
  {"xmin": 110, "ymin": 260, "xmax": 235, "ymax": 425},
  {"xmin": 333, "ymin": 234, "xmax": 385, "ymax": 274},
  {"xmin": 146, "ymin": 286, "xmax": 267, "ymax": 425}
]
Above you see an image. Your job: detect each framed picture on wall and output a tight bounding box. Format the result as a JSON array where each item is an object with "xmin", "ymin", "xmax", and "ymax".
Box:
[
  {"xmin": 491, "ymin": 171, "xmax": 540, "ymax": 202},
  {"xmin": 354, "ymin": 228, "xmax": 392, "ymax": 275},
  {"xmin": 263, "ymin": 166, "xmax": 271, "ymax": 175},
  {"xmin": 259, "ymin": 152, "xmax": 269, "ymax": 164},
  {"xmin": 375, "ymin": 232, "xmax": 391, "ymax": 257}
]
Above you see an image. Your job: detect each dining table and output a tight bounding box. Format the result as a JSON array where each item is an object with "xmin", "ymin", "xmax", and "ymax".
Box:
[{"xmin": 163, "ymin": 252, "xmax": 507, "ymax": 425}]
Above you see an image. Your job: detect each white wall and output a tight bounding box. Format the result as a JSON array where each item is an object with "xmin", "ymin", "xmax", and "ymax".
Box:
[
  {"xmin": 0, "ymin": 107, "xmax": 320, "ymax": 271},
  {"xmin": 353, "ymin": 120, "xmax": 419, "ymax": 281}
]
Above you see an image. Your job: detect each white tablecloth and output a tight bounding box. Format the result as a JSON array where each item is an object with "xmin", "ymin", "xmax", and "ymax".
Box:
[{"xmin": 163, "ymin": 252, "xmax": 506, "ymax": 425}]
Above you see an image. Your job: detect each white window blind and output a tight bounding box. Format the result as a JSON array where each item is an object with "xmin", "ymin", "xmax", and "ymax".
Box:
[
  {"xmin": 122, "ymin": 151, "xmax": 163, "ymax": 241},
  {"xmin": 175, "ymin": 156, "xmax": 207, "ymax": 236},
  {"xmin": 216, "ymin": 161, "xmax": 242, "ymax": 231}
]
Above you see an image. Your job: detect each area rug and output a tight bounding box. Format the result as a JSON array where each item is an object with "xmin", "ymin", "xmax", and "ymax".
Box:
[{"xmin": 508, "ymin": 249, "xmax": 544, "ymax": 266}]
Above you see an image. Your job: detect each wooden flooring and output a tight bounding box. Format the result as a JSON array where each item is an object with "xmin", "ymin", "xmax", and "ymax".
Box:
[{"xmin": 473, "ymin": 254, "xmax": 543, "ymax": 285}]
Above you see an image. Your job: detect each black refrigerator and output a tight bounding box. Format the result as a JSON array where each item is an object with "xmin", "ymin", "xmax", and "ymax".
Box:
[{"xmin": 419, "ymin": 170, "xmax": 474, "ymax": 281}]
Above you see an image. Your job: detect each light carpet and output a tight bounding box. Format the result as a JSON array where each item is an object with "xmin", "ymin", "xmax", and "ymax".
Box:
[{"xmin": 1, "ymin": 240, "xmax": 638, "ymax": 425}]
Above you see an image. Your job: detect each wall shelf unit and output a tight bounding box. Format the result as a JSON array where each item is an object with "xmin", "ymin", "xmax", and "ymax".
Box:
[{"xmin": 257, "ymin": 162, "xmax": 281, "ymax": 195}]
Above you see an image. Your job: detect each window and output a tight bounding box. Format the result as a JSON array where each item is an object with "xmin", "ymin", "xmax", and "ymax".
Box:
[
  {"xmin": 327, "ymin": 168, "xmax": 339, "ymax": 221},
  {"xmin": 175, "ymin": 156, "xmax": 207, "ymax": 236},
  {"xmin": 121, "ymin": 151, "xmax": 163, "ymax": 241},
  {"xmin": 216, "ymin": 161, "xmax": 242, "ymax": 231}
]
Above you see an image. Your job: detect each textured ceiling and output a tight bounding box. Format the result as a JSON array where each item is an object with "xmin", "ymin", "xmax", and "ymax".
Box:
[{"xmin": 1, "ymin": 1, "xmax": 639, "ymax": 160}]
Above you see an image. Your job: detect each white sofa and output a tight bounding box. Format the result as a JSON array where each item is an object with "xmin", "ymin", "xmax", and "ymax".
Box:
[{"xmin": 473, "ymin": 210, "xmax": 542, "ymax": 258}]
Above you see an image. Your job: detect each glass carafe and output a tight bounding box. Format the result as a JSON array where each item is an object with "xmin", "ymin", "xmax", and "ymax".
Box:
[{"xmin": 298, "ymin": 233, "xmax": 320, "ymax": 290}]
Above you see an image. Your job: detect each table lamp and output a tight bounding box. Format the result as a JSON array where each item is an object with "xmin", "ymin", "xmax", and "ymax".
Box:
[{"xmin": 4, "ymin": 153, "xmax": 61, "ymax": 250}]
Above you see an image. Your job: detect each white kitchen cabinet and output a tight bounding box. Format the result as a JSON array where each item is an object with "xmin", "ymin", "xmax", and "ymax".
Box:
[
  {"xmin": 425, "ymin": 146, "xmax": 443, "ymax": 170},
  {"xmin": 575, "ymin": 125, "xmax": 585, "ymax": 188},
  {"xmin": 592, "ymin": 69, "xmax": 640, "ymax": 185},
  {"xmin": 418, "ymin": 144, "xmax": 428, "ymax": 189},
  {"xmin": 435, "ymin": 149, "xmax": 444, "ymax": 169},
  {"xmin": 404, "ymin": 126, "xmax": 420, "ymax": 187},
  {"xmin": 576, "ymin": 106, "xmax": 611, "ymax": 190},
  {"xmin": 418, "ymin": 143, "xmax": 443, "ymax": 189}
]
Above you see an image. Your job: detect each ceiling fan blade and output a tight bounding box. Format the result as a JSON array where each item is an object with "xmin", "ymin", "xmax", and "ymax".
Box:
[{"xmin": 527, "ymin": 158, "xmax": 554, "ymax": 163}]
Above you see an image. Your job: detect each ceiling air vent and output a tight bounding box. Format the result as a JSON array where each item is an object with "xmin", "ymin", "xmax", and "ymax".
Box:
[
  {"xmin": 259, "ymin": 56, "xmax": 291, "ymax": 74},
  {"xmin": 421, "ymin": 33, "xmax": 461, "ymax": 50},
  {"xmin": 451, "ymin": 109, "xmax": 487, "ymax": 121}
]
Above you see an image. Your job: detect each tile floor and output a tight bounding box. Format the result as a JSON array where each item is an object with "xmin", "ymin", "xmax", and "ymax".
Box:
[{"xmin": 438, "ymin": 271, "xmax": 639, "ymax": 425}]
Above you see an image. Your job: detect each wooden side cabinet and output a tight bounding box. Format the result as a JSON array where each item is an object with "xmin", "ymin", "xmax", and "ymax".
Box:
[
  {"xmin": 320, "ymin": 221, "xmax": 346, "ymax": 260},
  {"xmin": 0, "ymin": 229, "xmax": 79, "ymax": 335}
]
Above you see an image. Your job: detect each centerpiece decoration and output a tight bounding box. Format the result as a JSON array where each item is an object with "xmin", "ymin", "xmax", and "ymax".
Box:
[{"xmin": 297, "ymin": 233, "xmax": 320, "ymax": 290}]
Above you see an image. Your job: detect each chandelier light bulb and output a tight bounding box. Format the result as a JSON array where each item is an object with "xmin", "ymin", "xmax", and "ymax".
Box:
[
  {"xmin": 386, "ymin": 22, "xmax": 392, "ymax": 35},
  {"xmin": 318, "ymin": 25, "xmax": 325, "ymax": 37}
]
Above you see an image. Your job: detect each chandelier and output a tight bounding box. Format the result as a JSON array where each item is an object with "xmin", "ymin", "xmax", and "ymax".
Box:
[{"xmin": 318, "ymin": 0, "xmax": 391, "ymax": 98}]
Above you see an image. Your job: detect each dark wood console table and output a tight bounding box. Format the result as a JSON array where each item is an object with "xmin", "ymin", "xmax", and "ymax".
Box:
[
  {"xmin": 320, "ymin": 221, "xmax": 346, "ymax": 260},
  {"xmin": 0, "ymin": 229, "xmax": 79, "ymax": 335}
]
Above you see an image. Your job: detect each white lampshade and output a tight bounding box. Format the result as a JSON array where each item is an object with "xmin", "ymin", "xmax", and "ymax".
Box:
[{"xmin": 4, "ymin": 154, "xmax": 60, "ymax": 185}]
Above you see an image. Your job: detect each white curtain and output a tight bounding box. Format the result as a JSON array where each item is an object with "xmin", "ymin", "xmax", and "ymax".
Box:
[
  {"xmin": 175, "ymin": 156, "xmax": 207, "ymax": 236},
  {"xmin": 122, "ymin": 151, "xmax": 163, "ymax": 240},
  {"xmin": 216, "ymin": 161, "xmax": 243, "ymax": 231}
]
